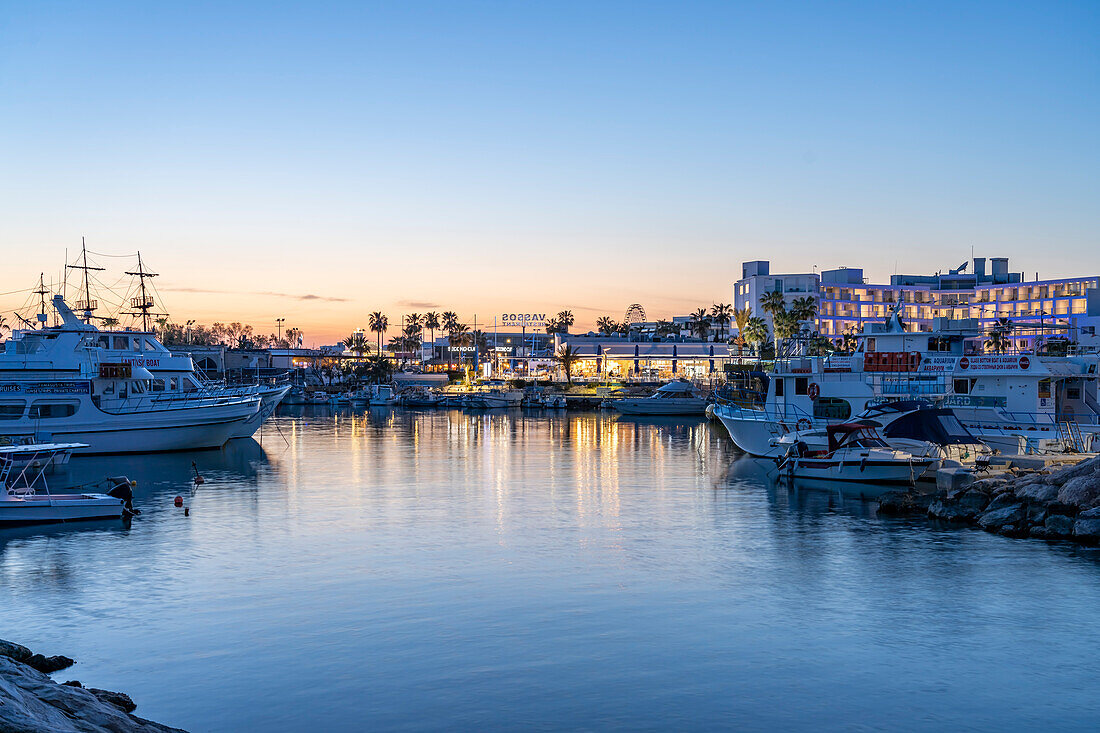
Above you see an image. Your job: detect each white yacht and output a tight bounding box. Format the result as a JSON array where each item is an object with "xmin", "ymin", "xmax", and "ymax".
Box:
[
  {"xmin": 615, "ymin": 380, "xmax": 708, "ymax": 416},
  {"xmin": 0, "ymin": 296, "xmax": 265, "ymax": 454},
  {"xmin": 714, "ymin": 304, "xmax": 1100, "ymax": 456}
]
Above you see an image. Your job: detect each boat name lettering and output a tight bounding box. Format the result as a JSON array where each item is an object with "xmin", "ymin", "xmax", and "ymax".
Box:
[
  {"xmin": 918, "ymin": 356, "xmax": 957, "ymax": 372},
  {"xmin": 123, "ymin": 357, "xmax": 161, "ymax": 367},
  {"xmin": 958, "ymin": 356, "xmax": 1030, "ymax": 371},
  {"xmin": 3, "ymin": 382, "xmax": 91, "ymax": 394}
]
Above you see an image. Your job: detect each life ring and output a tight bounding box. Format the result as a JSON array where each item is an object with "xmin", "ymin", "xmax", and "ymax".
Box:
[
  {"xmin": 796, "ymin": 418, "xmax": 812, "ymax": 431},
  {"xmin": 807, "ymin": 383, "xmax": 820, "ymax": 400}
]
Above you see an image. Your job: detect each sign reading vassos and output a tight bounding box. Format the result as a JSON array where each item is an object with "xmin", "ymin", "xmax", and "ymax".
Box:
[{"xmin": 501, "ymin": 313, "xmax": 546, "ymax": 328}]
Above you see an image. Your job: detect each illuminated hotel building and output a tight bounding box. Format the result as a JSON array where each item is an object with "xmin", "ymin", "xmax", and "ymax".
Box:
[{"xmin": 735, "ymin": 258, "xmax": 1100, "ymax": 351}]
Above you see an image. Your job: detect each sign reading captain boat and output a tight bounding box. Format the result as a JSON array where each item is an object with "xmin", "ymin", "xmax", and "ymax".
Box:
[{"xmin": 501, "ymin": 313, "xmax": 546, "ymax": 329}]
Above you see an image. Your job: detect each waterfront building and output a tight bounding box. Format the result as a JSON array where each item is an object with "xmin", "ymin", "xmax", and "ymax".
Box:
[
  {"xmin": 735, "ymin": 258, "xmax": 1100, "ymax": 352},
  {"xmin": 733, "ymin": 261, "xmax": 821, "ymax": 332},
  {"xmin": 555, "ymin": 334, "xmax": 739, "ymax": 381}
]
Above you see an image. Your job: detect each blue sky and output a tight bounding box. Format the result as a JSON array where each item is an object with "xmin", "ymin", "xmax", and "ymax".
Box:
[{"xmin": 1, "ymin": 1, "xmax": 1096, "ymax": 339}]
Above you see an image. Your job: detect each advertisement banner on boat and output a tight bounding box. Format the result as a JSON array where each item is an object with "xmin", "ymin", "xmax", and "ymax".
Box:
[
  {"xmin": 918, "ymin": 356, "xmax": 957, "ymax": 373},
  {"xmin": 0, "ymin": 381, "xmax": 90, "ymax": 394},
  {"xmin": 945, "ymin": 394, "xmax": 1007, "ymax": 408},
  {"xmin": 958, "ymin": 355, "xmax": 1031, "ymax": 371},
  {"xmin": 824, "ymin": 356, "xmax": 854, "ymax": 371}
]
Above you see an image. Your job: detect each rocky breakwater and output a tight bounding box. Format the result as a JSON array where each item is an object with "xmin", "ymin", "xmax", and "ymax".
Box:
[
  {"xmin": 0, "ymin": 639, "xmax": 185, "ymax": 732},
  {"xmin": 878, "ymin": 455, "xmax": 1100, "ymax": 544}
]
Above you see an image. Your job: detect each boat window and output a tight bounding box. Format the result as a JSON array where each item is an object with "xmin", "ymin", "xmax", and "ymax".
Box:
[
  {"xmin": 0, "ymin": 401, "xmax": 26, "ymax": 420},
  {"xmin": 170, "ymin": 377, "xmax": 179, "ymax": 391},
  {"xmin": 774, "ymin": 378, "xmax": 784, "ymax": 397},
  {"xmin": 953, "ymin": 378, "xmax": 970, "ymax": 395},
  {"xmin": 144, "ymin": 338, "xmax": 161, "ymax": 351},
  {"xmin": 151, "ymin": 379, "xmax": 166, "ymax": 392},
  {"xmin": 130, "ymin": 381, "xmax": 146, "ymax": 394},
  {"xmin": 1038, "ymin": 379, "xmax": 1051, "ymax": 399},
  {"xmin": 132, "ymin": 338, "xmax": 142, "ymax": 351},
  {"xmin": 102, "ymin": 382, "xmax": 116, "ymax": 396},
  {"xmin": 28, "ymin": 401, "xmax": 79, "ymax": 419},
  {"xmin": 96, "ymin": 335, "xmax": 111, "ymax": 349},
  {"xmin": 112, "ymin": 336, "xmax": 129, "ymax": 350},
  {"xmin": 795, "ymin": 377, "xmax": 808, "ymax": 395},
  {"xmin": 813, "ymin": 397, "xmax": 851, "ymax": 420}
]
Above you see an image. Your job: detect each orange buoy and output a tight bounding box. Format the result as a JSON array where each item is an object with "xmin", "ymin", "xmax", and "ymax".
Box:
[
  {"xmin": 174, "ymin": 495, "xmax": 183, "ymax": 507},
  {"xmin": 194, "ymin": 476, "xmax": 205, "ymax": 485}
]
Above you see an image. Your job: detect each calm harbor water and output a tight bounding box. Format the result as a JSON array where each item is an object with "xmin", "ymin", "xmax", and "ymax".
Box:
[{"xmin": 3, "ymin": 407, "xmax": 1100, "ymax": 731}]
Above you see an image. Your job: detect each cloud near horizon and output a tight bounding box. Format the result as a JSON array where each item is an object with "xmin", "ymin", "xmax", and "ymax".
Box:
[{"xmin": 164, "ymin": 286, "xmax": 347, "ymax": 303}]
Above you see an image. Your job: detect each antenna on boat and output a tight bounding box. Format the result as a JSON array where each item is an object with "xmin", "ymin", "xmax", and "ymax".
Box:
[
  {"xmin": 124, "ymin": 251, "xmax": 164, "ymax": 332},
  {"xmin": 66, "ymin": 238, "xmax": 104, "ymax": 324}
]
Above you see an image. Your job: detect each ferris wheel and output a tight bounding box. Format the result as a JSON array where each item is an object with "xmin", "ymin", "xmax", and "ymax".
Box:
[{"xmin": 623, "ymin": 304, "xmax": 647, "ymax": 328}]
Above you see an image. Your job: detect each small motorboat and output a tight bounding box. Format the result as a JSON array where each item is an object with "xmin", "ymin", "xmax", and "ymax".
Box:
[
  {"xmin": 0, "ymin": 444, "xmax": 134, "ymax": 526},
  {"xmin": 776, "ymin": 421, "xmax": 933, "ymax": 490},
  {"xmin": 464, "ymin": 389, "xmax": 523, "ymax": 409},
  {"xmin": 401, "ymin": 387, "xmax": 443, "ymax": 407},
  {"xmin": 614, "ymin": 380, "xmax": 708, "ymax": 416},
  {"xmin": 368, "ymin": 385, "xmax": 398, "ymax": 406}
]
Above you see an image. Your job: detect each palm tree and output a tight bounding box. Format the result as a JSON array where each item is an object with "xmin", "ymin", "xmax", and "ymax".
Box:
[
  {"xmin": 790, "ymin": 296, "xmax": 818, "ymax": 324},
  {"xmin": 543, "ymin": 316, "xmax": 560, "ymax": 335},
  {"xmin": 342, "ymin": 332, "xmax": 371, "ymax": 360},
  {"xmin": 448, "ymin": 323, "xmax": 470, "ymax": 366},
  {"xmin": 556, "ymin": 310, "xmax": 574, "ymax": 334},
  {"xmin": 759, "ymin": 291, "xmax": 787, "ymax": 317},
  {"xmin": 424, "ymin": 311, "xmax": 440, "ymax": 361},
  {"xmin": 596, "ymin": 316, "xmax": 617, "ymax": 336},
  {"xmin": 741, "ymin": 317, "xmax": 768, "ymax": 355},
  {"xmin": 840, "ymin": 330, "xmax": 858, "ymax": 354},
  {"xmin": 710, "ymin": 303, "xmax": 732, "ymax": 342},
  {"xmin": 690, "ymin": 308, "xmax": 710, "ymax": 341},
  {"xmin": 361, "ymin": 354, "xmax": 394, "ymax": 384},
  {"xmin": 368, "ymin": 312, "xmax": 388, "ymax": 354},
  {"xmin": 773, "ymin": 311, "xmax": 800, "ymax": 342},
  {"xmin": 441, "ymin": 311, "xmax": 459, "ymax": 334},
  {"xmin": 100, "ymin": 316, "xmax": 120, "ymax": 328},
  {"xmin": 732, "ymin": 307, "xmax": 751, "ymax": 353},
  {"xmin": 654, "ymin": 320, "xmax": 676, "ymax": 340},
  {"xmin": 986, "ymin": 318, "xmax": 1014, "ymax": 354},
  {"xmin": 554, "ymin": 343, "xmax": 580, "ymax": 384}
]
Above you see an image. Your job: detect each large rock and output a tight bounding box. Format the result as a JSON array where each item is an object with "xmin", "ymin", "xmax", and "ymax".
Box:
[
  {"xmin": 1045, "ymin": 514, "xmax": 1076, "ymax": 538},
  {"xmin": 1073, "ymin": 518, "xmax": 1100, "ymax": 545},
  {"xmin": 928, "ymin": 500, "xmax": 971, "ymax": 523},
  {"xmin": 985, "ymin": 493, "xmax": 1023, "ymax": 513},
  {"xmin": 1049, "ymin": 456, "xmax": 1100, "ymax": 487},
  {"xmin": 1057, "ymin": 473, "xmax": 1100, "ymax": 509},
  {"xmin": 978, "ymin": 503, "xmax": 1026, "ymax": 530},
  {"xmin": 958, "ymin": 489, "xmax": 991, "ymax": 513},
  {"xmin": 877, "ymin": 490, "xmax": 918, "ymax": 515},
  {"xmin": 1016, "ymin": 481, "xmax": 1058, "ymax": 503},
  {"xmin": 0, "ymin": 642, "xmax": 186, "ymax": 732}
]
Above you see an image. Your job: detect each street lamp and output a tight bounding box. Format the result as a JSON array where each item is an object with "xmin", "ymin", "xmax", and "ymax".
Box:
[{"xmin": 276, "ymin": 317, "xmax": 285, "ymax": 343}]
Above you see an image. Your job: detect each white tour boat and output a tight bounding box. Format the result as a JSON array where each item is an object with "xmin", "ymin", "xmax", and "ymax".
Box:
[
  {"xmin": 0, "ymin": 296, "xmax": 264, "ymax": 454},
  {"xmin": 714, "ymin": 303, "xmax": 1100, "ymax": 456}
]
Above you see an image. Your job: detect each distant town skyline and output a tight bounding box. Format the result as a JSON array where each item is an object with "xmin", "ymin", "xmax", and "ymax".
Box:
[{"xmin": 2, "ymin": 1, "xmax": 1097, "ymax": 343}]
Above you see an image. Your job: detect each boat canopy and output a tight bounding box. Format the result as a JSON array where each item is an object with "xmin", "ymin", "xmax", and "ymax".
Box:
[
  {"xmin": 881, "ymin": 408, "xmax": 981, "ymax": 446},
  {"xmin": 656, "ymin": 381, "xmax": 696, "ymax": 394},
  {"xmin": 826, "ymin": 422, "xmax": 888, "ymax": 451},
  {"xmin": 857, "ymin": 400, "xmax": 935, "ymax": 420}
]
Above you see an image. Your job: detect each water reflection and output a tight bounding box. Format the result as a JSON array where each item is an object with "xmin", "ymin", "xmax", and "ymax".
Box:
[{"xmin": 1, "ymin": 408, "xmax": 1099, "ymax": 732}]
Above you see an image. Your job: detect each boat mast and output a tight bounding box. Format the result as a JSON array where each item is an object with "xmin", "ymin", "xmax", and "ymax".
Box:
[
  {"xmin": 66, "ymin": 238, "xmax": 104, "ymax": 324},
  {"xmin": 124, "ymin": 252, "xmax": 163, "ymax": 332},
  {"xmin": 33, "ymin": 274, "xmax": 49, "ymax": 327}
]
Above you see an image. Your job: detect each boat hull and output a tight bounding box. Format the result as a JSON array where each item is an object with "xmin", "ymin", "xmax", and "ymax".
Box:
[
  {"xmin": 229, "ymin": 385, "xmax": 291, "ymax": 439},
  {"xmin": 0, "ymin": 494, "xmax": 124, "ymax": 525}
]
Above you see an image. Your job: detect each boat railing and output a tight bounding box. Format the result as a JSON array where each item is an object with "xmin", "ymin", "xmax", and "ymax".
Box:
[
  {"xmin": 713, "ymin": 400, "xmax": 821, "ymax": 426},
  {"xmin": 95, "ymin": 390, "xmax": 258, "ymax": 414}
]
